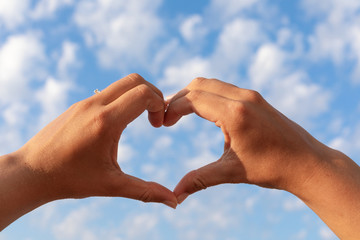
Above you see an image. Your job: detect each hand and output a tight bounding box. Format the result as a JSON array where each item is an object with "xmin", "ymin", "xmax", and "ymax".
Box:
[
  {"xmin": 164, "ymin": 77, "xmax": 329, "ymax": 203},
  {"xmin": 18, "ymin": 73, "xmax": 177, "ymax": 207},
  {"xmin": 165, "ymin": 77, "xmax": 360, "ymax": 239}
]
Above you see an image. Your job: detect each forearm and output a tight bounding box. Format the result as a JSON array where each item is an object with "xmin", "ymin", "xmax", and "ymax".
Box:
[
  {"xmin": 290, "ymin": 149, "xmax": 360, "ymax": 240},
  {"xmin": 0, "ymin": 151, "xmax": 51, "ymax": 231}
]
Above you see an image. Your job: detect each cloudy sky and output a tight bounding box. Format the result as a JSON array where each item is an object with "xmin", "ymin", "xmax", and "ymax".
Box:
[{"xmin": 1, "ymin": 0, "xmax": 360, "ymax": 239}]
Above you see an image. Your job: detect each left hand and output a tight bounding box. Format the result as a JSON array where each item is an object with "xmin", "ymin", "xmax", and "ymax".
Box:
[{"xmin": 18, "ymin": 73, "xmax": 177, "ymax": 208}]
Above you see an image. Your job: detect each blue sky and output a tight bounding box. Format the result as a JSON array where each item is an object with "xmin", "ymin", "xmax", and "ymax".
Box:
[{"xmin": 1, "ymin": 0, "xmax": 360, "ymax": 239}]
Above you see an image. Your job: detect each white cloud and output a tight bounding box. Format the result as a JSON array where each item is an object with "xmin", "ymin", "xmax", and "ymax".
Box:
[
  {"xmin": 0, "ymin": 0, "xmax": 74, "ymax": 30},
  {"xmin": 34, "ymin": 40, "xmax": 79, "ymax": 129},
  {"xmin": 35, "ymin": 77, "xmax": 72, "ymax": 128},
  {"xmin": 206, "ymin": 0, "xmax": 260, "ymax": 23},
  {"xmin": 185, "ymin": 150, "xmax": 218, "ymax": 171},
  {"xmin": 159, "ymin": 17, "xmax": 265, "ymax": 93},
  {"xmin": 304, "ymin": 0, "xmax": 360, "ymax": 83},
  {"xmin": 2, "ymin": 103, "xmax": 28, "ymax": 126},
  {"xmin": 328, "ymin": 123, "xmax": 360, "ymax": 160},
  {"xmin": 0, "ymin": 0, "xmax": 30, "ymax": 29},
  {"xmin": 31, "ymin": 0, "xmax": 74, "ymax": 19},
  {"xmin": 244, "ymin": 195, "xmax": 259, "ymax": 213},
  {"xmin": 158, "ymin": 56, "xmax": 216, "ymax": 94},
  {"xmin": 151, "ymin": 39, "xmax": 182, "ymax": 74},
  {"xmin": 212, "ymin": 18, "xmax": 264, "ymax": 69},
  {"xmin": 141, "ymin": 163, "xmax": 169, "ymax": 183},
  {"xmin": 52, "ymin": 200, "xmax": 104, "ymax": 240},
  {"xmin": 74, "ymin": 0, "xmax": 163, "ymax": 71},
  {"xmin": 57, "ymin": 41, "xmax": 80, "ymax": 79},
  {"xmin": 249, "ymin": 43, "xmax": 331, "ymax": 125},
  {"xmin": 0, "ymin": 36, "xmax": 79, "ymax": 155},
  {"xmin": 0, "ymin": 32, "xmax": 48, "ymax": 153},
  {"xmin": 0, "ymin": 127, "xmax": 23, "ymax": 154},
  {"xmin": 117, "ymin": 141, "xmax": 135, "ymax": 164},
  {"xmin": 293, "ymin": 229, "xmax": 308, "ymax": 240},
  {"xmin": 249, "ymin": 44, "xmax": 286, "ymax": 90},
  {"xmin": 0, "ymin": 32, "xmax": 46, "ymax": 105},
  {"xmin": 28, "ymin": 201, "xmax": 62, "ymax": 230},
  {"xmin": 119, "ymin": 213, "xmax": 159, "ymax": 239},
  {"xmin": 302, "ymin": 0, "xmax": 360, "ymax": 19},
  {"xmin": 164, "ymin": 187, "xmax": 239, "ymax": 240},
  {"xmin": 180, "ymin": 15, "xmax": 207, "ymax": 42},
  {"xmin": 148, "ymin": 135, "xmax": 173, "ymax": 159}
]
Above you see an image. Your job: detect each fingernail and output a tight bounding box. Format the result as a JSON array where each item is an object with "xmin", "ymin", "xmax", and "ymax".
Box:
[
  {"xmin": 177, "ymin": 193, "xmax": 189, "ymax": 204},
  {"xmin": 163, "ymin": 201, "xmax": 177, "ymax": 209}
]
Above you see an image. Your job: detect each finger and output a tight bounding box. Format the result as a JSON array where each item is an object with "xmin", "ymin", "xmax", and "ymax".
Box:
[
  {"xmin": 173, "ymin": 160, "xmax": 231, "ymax": 204},
  {"xmin": 115, "ymin": 174, "xmax": 177, "ymax": 208},
  {"xmin": 164, "ymin": 90, "xmax": 236, "ymax": 127},
  {"xmin": 168, "ymin": 77, "xmax": 251, "ymax": 104},
  {"xmin": 97, "ymin": 73, "xmax": 164, "ymax": 105},
  {"xmin": 106, "ymin": 83, "xmax": 165, "ymax": 128}
]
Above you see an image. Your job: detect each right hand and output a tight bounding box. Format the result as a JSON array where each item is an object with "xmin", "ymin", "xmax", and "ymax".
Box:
[{"xmin": 164, "ymin": 77, "xmax": 330, "ymax": 203}]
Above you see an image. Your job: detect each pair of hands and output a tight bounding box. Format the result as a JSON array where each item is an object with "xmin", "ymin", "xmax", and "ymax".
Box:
[
  {"xmin": 17, "ymin": 73, "xmax": 328, "ymax": 209},
  {"xmin": 5, "ymin": 73, "xmax": 360, "ymax": 238}
]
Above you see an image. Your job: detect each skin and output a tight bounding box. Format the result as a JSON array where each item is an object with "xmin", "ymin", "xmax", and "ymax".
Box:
[
  {"xmin": 164, "ymin": 77, "xmax": 360, "ymax": 240},
  {"xmin": 0, "ymin": 73, "xmax": 177, "ymax": 231}
]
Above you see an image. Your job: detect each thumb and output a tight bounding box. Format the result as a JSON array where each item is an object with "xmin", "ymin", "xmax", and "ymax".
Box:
[
  {"xmin": 174, "ymin": 160, "xmax": 230, "ymax": 204},
  {"xmin": 115, "ymin": 174, "xmax": 178, "ymax": 209}
]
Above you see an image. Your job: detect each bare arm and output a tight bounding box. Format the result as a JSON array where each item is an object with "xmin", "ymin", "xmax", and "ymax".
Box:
[
  {"xmin": 164, "ymin": 77, "xmax": 360, "ymax": 240},
  {"xmin": 0, "ymin": 73, "xmax": 177, "ymax": 231}
]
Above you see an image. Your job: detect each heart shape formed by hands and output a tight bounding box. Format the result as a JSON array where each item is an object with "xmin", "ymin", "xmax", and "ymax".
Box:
[{"xmin": 22, "ymin": 73, "xmax": 322, "ymax": 211}]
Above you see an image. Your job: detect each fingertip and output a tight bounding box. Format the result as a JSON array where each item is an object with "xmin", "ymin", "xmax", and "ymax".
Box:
[
  {"xmin": 162, "ymin": 116, "xmax": 180, "ymax": 127},
  {"xmin": 119, "ymin": 175, "xmax": 177, "ymax": 207},
  {"xmin": 162, "ymin": 201, "xmax": 177, "ymax": 209},
  {"xmin": 176, "ymin": 192, "xmax": 190, "ymax": 204},
  {"xmin": 148, "ymin": 111, "xmax": 164, "ymax": 128},
  {"xmin": 173, "ymin": 177, "xmax": 192, "ymax": 204},
  {"xmin": 163, "ymin": 107, "xmax": 182, "ymax": 127}
]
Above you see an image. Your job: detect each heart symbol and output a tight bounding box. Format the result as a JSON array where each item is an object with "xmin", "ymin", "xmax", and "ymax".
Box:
[
  {"xmin": 3, "ymin": 74, "xmax": 353, "ymax": 240},
  {"xmin": 18, "ymin": 74, "xmax": 323, "ymax": 214}
]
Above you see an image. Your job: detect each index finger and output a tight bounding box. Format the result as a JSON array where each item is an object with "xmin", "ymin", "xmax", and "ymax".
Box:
[
  {"xmin": 164, "ymin": 90, "xmax": 237, "ymax": 127},
  {"xmin": 106, "ymin": 83, "xmax": 166, "ymax": 129},
  {"xmin": 96, "ymin": 73, "xmax": 164, "ymax": 105},
  {"xmin": 166, "ymin": 78, "xmax": 253, "ymax": 106}
]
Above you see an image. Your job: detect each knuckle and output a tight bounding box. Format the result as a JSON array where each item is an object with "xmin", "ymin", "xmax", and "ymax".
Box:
[
  {"xmin": 123, "ymin": 73, "xmax": 146, "ymax": 87},
  {"xmin": 186, "ymin": 89, "xmax": 202, "ymax": 102},
  {"xmin": 127, "ymin": 73, "xmax": 144, "ymax": 83},
  {"xmin": 139, "ymin": 185, "xmax": 155, "ymax": 203},
  {"xmin": 74, "ymin": 98, "xmax": 93, "ymax": 111},
  {"xmin": 227, "ymin": 101, "xmax": 248, "ymax": 128},
  {"xmin": 134, "ymin": 84, "xmax": 153, "ymax": 98},
  {"xmin": 189, "ymin": 77, "xmax": 207, "ymax": 88},
  {"xmin": 231, "ymin": 101, "xmax": 247, "ymax": 116},
  {"xmin": 91, "ymin": 107, "xmax": 111, "ymax": 135},
  {"xmin": 188, "ymin": 170, "xmax": 208, "ymax": 192},
  {"xmin": 69, "ymin": 99, "xmax": 97, "ymax": 118},
  {"xmin": 245, "ymin": 90, "xmax": 263, "ymax": 103}
]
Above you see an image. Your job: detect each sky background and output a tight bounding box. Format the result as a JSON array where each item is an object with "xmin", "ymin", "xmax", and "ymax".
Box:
[{"xmin": 1, "ymin": 0, "xmax": 360, "ymax": 239}]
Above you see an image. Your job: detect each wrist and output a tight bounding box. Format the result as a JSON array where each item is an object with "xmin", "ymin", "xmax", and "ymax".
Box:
[
  {"xmin": 284, "ymin": 148, "xmax": 360, "ymax": 239},
  {"xmin": 0, "ymin": 150, "xmax": 54, "ymax": 230},
  {"xmin": 285, "ymin": 147, "xmax": 351, "ymax": 200}
]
